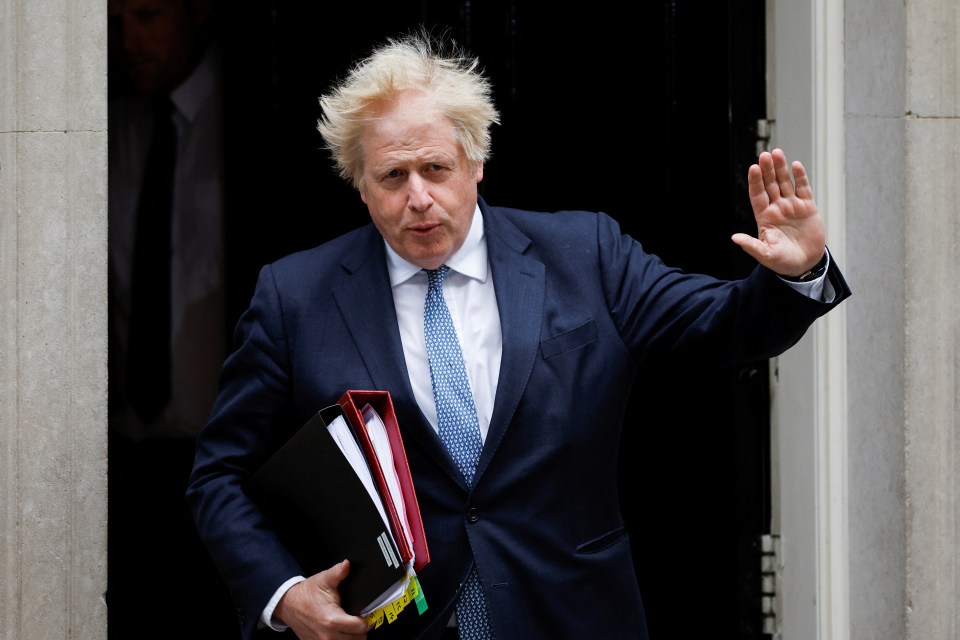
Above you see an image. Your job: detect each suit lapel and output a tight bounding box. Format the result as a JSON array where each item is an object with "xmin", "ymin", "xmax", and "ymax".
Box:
[
  {"xmin": 330, "ymin": 225, "xmax": 459, "ymax": 477},
  {"xmin": 474, "ymin": 203, "xmax": 545, "ymax": 484},
  {"xmin": 330, "ymin": 226, "xmax": 407, "ymax": 390}
]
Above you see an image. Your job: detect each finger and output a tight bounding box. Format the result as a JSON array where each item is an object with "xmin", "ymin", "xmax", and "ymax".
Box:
[
  {"xmin": 759, "ymin": 150, "xmax": 780, "ymax": 202},
  {"xmin": 747, "ymin": 163, "xmax": 769, "ymax": 212},
  {"xmin": 772, "ymin": 148, "xmax": 795, "ymax": 198},
  {"xmin": 792, "ymin": 160, "xmax": 813, "ymax": 200}
]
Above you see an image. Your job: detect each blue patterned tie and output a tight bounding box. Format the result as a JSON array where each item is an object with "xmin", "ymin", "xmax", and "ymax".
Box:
[{"xmin": 423, "ymin": 265, "xmax": 492, "ymax": 640}]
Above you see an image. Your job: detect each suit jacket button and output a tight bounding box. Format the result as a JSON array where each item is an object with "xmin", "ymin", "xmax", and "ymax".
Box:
[{"xmin": 466, "ymin": 507, "xmax": 480, "ymax": 523}]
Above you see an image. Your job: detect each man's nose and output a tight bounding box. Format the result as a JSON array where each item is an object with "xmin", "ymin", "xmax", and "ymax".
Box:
[{"xmin": 407, "ymin": 174, "xmax": 433, "ymax": 211}]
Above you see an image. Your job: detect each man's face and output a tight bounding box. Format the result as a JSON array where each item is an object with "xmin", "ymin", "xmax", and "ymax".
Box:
[
  {"xmin": 359, "ymin": 91, "xmax": 483, "ymax": 271},
  {"xmin": 109, "ymin": 0, "xmax": 200, "ymax": 96}
]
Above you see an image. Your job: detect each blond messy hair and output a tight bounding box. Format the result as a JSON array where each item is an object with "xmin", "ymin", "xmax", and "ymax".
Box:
[{"xmin": 317, "ymin": 29, "xmax": 500, "ymax": 190}]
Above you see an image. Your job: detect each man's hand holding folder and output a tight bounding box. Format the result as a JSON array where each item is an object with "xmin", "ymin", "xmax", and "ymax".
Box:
[{"xmin": 243, "ymin": 390, "xmax": 430, "ymax": 627}]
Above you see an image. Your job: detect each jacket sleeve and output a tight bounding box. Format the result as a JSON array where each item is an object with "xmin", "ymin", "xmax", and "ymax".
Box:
[
  {"xmin": 186, "ymin": 263, "xmax": 304, "ymax": 639},
  {"xmin": 594, "ymin": 211, "xmax": 852, "ymax": 365}
]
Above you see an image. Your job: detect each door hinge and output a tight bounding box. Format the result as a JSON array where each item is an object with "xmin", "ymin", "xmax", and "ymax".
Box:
[
  {"xmin": 760, "ymin": 533, "xmax": 782, "ymax": 638},
  {"xmin": 756, "ymin": 119, "xmax": 774, "ymax": 154}
]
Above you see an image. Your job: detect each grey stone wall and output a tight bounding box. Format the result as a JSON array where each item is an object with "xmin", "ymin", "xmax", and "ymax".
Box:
[
  {"xmin": 0, "ymin": 0, "xmax": 108, "ymax": 638},
  {"xmin": 846, "ymin": 0, "xmax": 960, "ymax": 638}
]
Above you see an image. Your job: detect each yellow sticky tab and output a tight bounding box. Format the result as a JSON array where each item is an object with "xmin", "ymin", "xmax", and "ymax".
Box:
[
  {"xmin": 406, "ymin": 577, "xmax": 420, "ymax": 600},
  {"xmin": 364, "ymin": 575, "xmax": 429, "ymax": 627},
  {"xmin": 365, "ymin": 608, "xmax": 385, "ymax": 629},
  {"xmin": 383, "ymin": 602, "xmax": 398, "ymax": 623}
]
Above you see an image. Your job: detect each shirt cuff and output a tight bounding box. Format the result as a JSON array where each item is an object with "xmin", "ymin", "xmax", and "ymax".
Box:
[
  {"xmin": 260, "ymin": 575, "xmax": 307, "ymax": 632},
  {"xmin": 778, "ymin": 249, "xmax": 833, "ymax": 302}
]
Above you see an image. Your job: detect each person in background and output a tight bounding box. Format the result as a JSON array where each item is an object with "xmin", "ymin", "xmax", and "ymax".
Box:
[
  {"xmin": 187, "ymin": 29, "xmax": 851, "ymax": 640},
  {"xmin": 107, "ymin": 0, "xmax": 237, "ymax": 636}
]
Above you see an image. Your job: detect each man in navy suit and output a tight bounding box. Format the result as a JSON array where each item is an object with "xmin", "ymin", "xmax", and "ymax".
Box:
[{"xmin": 187, "ymin": 30, "xmax": 850, "ymax": 640}]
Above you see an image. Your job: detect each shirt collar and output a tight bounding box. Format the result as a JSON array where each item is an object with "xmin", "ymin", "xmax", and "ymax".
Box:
[
  {"xmin": 385, "ymin": 203, "xmax": 488, "ymax": 286},
  {"xmin": 170, "ymin": 43, "xmax": 219, "ymax": 124}
]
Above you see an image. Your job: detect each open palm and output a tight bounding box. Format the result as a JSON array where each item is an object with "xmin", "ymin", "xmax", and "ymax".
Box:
[{"xmin": 731, "ymin": 148, "xmax": 826, "ymax": 277}]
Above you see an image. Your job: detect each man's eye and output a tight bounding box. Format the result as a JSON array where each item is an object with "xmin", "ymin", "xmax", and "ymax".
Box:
[
  {"xmin": 385, "ymin": 169, "xmax": 402, "ymax": 179},
  {"xmin": 426, "ymin": 164, "xmax": 444, "ymax": 172}
]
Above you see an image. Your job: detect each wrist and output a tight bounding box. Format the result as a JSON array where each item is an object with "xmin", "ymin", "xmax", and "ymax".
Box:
[{"xmin": 780, "ymin": 251, "xmax": 828, "ymax": 283}]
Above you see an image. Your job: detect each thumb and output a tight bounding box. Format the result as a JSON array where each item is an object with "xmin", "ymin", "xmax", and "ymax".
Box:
[
  {"xmin": 320, "ymin": 559, "xmax": 351, "ymax": 589},
  {"xmin": 731, "ymin": 233, "xmax": 766, "ymax": 262},
  {"xmin": 334, "ymin": 559, "xmax": 351, "ymax": 581}
]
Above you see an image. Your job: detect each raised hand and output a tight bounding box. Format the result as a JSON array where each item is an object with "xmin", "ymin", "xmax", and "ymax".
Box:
[{"xmin": 731, "ymin": 148, "xmax": 826, "ymax": 277}]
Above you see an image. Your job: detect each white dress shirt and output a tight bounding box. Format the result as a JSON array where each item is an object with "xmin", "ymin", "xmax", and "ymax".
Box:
[{"xmin": 385, "ymin": 204, "xmax": 502, "ymax": 441}]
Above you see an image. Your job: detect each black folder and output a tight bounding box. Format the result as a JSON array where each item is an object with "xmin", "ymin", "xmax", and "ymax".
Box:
[{"xmin": 243, "ymin": 404, "xmax": 407, "ymax": 616}]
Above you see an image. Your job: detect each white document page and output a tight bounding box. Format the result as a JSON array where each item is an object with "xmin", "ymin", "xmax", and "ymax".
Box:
[
  {"xmin": 325, "ymin": 413, "xmax": 390, "ymax": 529},
  {"xmin": 362, "ymin": 403, "xmax": 414, "ymax": 551}
]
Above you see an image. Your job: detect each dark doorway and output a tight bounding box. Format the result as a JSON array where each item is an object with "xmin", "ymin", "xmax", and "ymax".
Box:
[{"xmin": 108, "ymin": 1, "xmax": 771, "ymax": 638}]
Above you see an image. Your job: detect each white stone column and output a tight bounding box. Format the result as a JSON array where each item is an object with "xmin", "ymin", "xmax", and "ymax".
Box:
[
  {"xmin": 901, "ymin": 1, "xmax": 960, "ymax": 637},
  {"xmin": 846, "ymin": 0, "xmax": 960, "ymax": 639},
  {"xmin": 844, "ymin": 0, "xmax": 909, "ymax": 636},
  {"xmin": 0, "ymin": 0, "xmax": 108, "ymax": 638}
]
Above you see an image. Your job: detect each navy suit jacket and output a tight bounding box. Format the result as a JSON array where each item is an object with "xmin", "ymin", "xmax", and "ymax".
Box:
[{"xmin": 187, "ymin": 196, "xmax": 851, "ymax": 639}]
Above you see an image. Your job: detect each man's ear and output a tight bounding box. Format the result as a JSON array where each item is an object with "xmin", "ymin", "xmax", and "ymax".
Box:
[
  {"xmin": 359, "ymin": 183, "xmax": 368, "ymax": 205},
  {"xmin": 475, "ymin": 160, "xmax": 484, "ymax": 184}
]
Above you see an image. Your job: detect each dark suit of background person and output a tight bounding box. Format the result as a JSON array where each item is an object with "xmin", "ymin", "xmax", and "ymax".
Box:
[
  {"xmin": 186, "ymin": 36, "xmax": 851, "ymax": 640},
  {"xmin": 107, "ymin": 0, "xmax": 238, "ymax": 636}
]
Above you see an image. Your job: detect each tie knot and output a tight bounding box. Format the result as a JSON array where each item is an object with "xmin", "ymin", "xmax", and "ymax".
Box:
[{"xmin": 426, "ymin": 265, "xmax": 450, "ymax": 291}]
